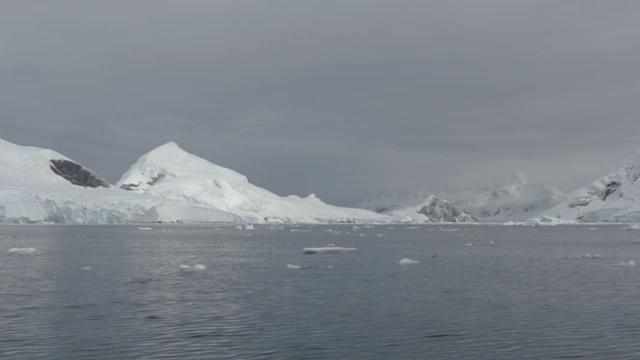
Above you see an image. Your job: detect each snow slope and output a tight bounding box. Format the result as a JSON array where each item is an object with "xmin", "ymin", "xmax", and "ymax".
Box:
[
  {"xmin": 117, "ymin": 142, "xmax": 389, "ymax": 224},
  {"xmin": 386, "ymin": 195, "xmax": 476, "ymax": 223},
  {"xmin": 0, "ymin": 138, "xmax": 237, "ymax": 224},
  {"xmin": 539, "ymin": 159, "xmax": 640, "ymax": 223}
]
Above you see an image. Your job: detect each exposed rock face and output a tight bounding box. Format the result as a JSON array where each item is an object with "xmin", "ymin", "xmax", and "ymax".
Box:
[
  {"xmin": 120, "ymin": 173, "xmax": 165, "ymax": 191},
  {"xmin": 416, "ymin": 196, "xmax": 476, "ymax": 223},
  {"xmin": 385, "ymin": 195, "xmax": 476, "ymax": 223},
  {"xmin": 49, "ymin": 159, "xmax": 110, "ymax": 188}
]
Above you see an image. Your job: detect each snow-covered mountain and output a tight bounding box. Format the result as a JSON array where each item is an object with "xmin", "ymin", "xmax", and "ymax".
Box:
[
  {"xmin": 116, "ymin": 142, "xmax": 388, "ymax": 224},
  {"xmin": 386, "ymin": 195, "xmax": 476, "ymax": 223},
  {"xmin": 539, "ymin": 159, "xmax": 640, "ymax": 223},
  {"xmin": 445, "ymin": 174, "xmax": 566, "ymax": 222}
]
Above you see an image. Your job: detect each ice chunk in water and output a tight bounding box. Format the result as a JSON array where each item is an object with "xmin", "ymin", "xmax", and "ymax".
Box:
[
  {"xmin": 286, "ymin": 263, "xmax": 301, "ymax": 269},
  {"xmin": 180, "ymin": 264, "xmax": 206, "ymax": 271},
  {"xmin": 303, "ymin": 247, "xmax": 358, "ymax": 254},
  {"xmin": 9, "ymin": 247, "xmax": 36, "ymax": 255},
  {"xmin": 399, "ymin": 258, "xmax": 420, "ymax": 266},
  {"xmin": 614, "ymin": 260, "xmax": 636, "ymax": 267}
]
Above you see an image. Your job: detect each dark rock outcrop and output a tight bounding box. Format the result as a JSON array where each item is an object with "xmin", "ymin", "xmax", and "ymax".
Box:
[
  {"xmin": 49, "ymin": 159, "xmax": 110, "ymax": 188},
  {"xmin": 120, "ymin": 173, "xmax": 166, "ymax": 191},
  {"xmin": 416, "ymin": 196, "xmax": 476, "ymax": 223}
]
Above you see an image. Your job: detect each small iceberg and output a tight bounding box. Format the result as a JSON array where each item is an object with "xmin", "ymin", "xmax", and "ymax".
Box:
[
  {"xmin": 138, "ymin": 227, "xmax": 152, "ymax": 231},
  {"xmin": 81, "ymin": 266, "xmax": 92, "ymax": 270},
  {"xmin": 614, "ymin": 260, "xmax": 636, "ymax": 267},
  {"xmin": 398, "ymin": 258, "xmax": 420, "ymax": 266},
  {"xmin": 9, "ymin": 247, "xmax": 37, "ymax": 255},
  {"xmin": 244, "ymin": 225, "xmax": 255, "ymax": 230},
  {"xmin": 625, "ymin": 224, "xmax": 640, "ymax": 230},
  {"xmin": 286, "ymin": 263, "xmax": 301, "ymax": 269},
  {"xmin": 303, "ymin": 247, "xmax": 358, "ymax": 254},
  {"xmin": 180, "ymin": 264, "xmax": 206, "ymax": 272},
  {"xmin": 465, "ymin": 243, "xmax": 473, "ymax": 247}
]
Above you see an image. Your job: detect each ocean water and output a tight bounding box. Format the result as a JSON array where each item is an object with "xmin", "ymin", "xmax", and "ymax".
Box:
[{"xmin": 1, "ymin": 224, "xmax": 640, "ymax": 359}]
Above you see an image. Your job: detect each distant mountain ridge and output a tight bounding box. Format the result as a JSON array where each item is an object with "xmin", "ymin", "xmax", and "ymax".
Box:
[
  {"xmin": 444, "ymin": 175, "xmax": 566, "ymax": 222},
  {"xmin": 360, "ymin": 174, "xmax": 566, "ymax": 223}
]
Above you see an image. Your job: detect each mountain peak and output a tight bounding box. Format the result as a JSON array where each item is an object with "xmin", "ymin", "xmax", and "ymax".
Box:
[{"xmin": 143, "ymin": 141, "xmax": 189, "ymax": 159}]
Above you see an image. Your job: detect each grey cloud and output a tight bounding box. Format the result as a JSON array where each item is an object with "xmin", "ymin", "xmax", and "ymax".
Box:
[{"xmin": 2, "ymin": 0, "xmax": 640, "ymax": 205}]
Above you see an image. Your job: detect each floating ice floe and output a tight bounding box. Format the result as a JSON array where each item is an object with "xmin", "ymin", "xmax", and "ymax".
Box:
[
  {"xmin": 138, "ymin": 227, "xmax": 152, "ymax": 231},
  {"xmin": 614, "ymin": 260, "xmax": 636, "ymax": 267},
  {"xmin": 9, "ymin": 247, "xmax": 37, "ymax": 255},
  {"xmin": 581, "ymin": 254, "xmax": 602, "ymax": 259},
  {"xmin": 286, "ymin": 263, "xmax": 301, "ymax": 269},
  {"xmin": 303, "ymin": 247, "xmax": 358, "ymax": 254},
  {"xmin": 234, "ymin": 225, "xmax": 243, "ymax": 230},
  {"xmin": 465, "ymin": 243, "xmax": 473, "ymax": 247},
  {"xmin": 82, "ymin": 266, "xmax": 92, "ymax": 270},
  {"xmin": 244, "ymin": 225, "xmax": 255, "ymax": 230},
  {"xmin": 588, "ymin": 227, "xmax": 598, "ymax": 230},
  {"xmin": 625, "ymin": 224, "xmax": 640, "ymax": 230},
  {"xmin": 399, "ymin": 258, "xmax": 420, "ymax": 266},
  {"xmin": 290, "ymin": 229, "xmax": 310, "ymax": 232},
  {"xmin": 489, "ymin": 241, "xmax": 495, "ymax": 245},
  {"xmin": 376, "ymin": 234, "xmax": 383, "ymax": 237},
  {"xmin": 440, "ymin": 228, "xmax": 459, "ymax": 232},
  {"xmin": 358, "ymin": 234, "xmax": 365, "ymax": 237},
  {"xmin": 180, "ymin": 264, "xmax": 206, "ymax": 271}
]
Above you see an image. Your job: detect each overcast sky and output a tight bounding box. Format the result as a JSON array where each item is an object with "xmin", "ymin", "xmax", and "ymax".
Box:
[{"xmin": 2, "ymin": 1, "xmax": 640, "ymax": 205}]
